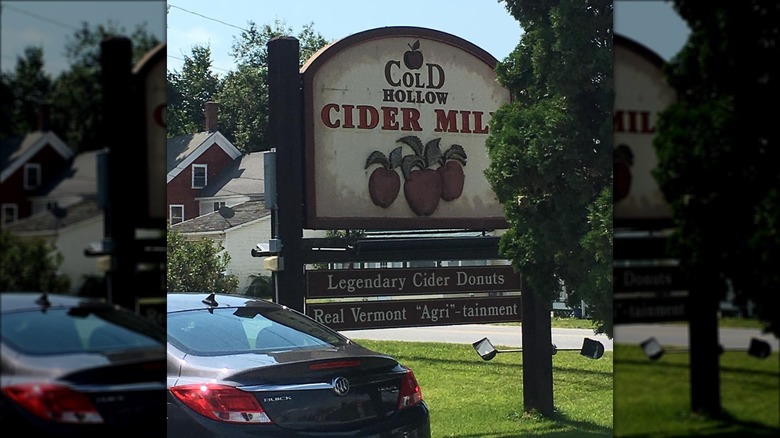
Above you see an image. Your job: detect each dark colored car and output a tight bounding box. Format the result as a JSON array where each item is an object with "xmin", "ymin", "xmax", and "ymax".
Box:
[
  {"xmin": 0, "ymin": 292, "xmax": 167, "ymax": 437},
  {"xmin": 167, "ymin": 292, "xmax": 431, "ymax": 437}
]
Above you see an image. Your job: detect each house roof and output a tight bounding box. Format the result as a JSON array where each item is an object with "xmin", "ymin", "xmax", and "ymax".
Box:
[
  {"xmin": 35, "ymin": 150, "xmax": 100, "ymax": 199},
  {"xmin": 170, "ymin": 200, "xmax": 270, "ymax": 234},
  {"xmin": 0, "ymin": 131, "xmax": 73, "ymax": 183},
  {"xmin": 166, "ymin": 131, "xmax": 241, "ymax": 183},
  {"xmin": 197, "ymin": 151, "xmax": 265, "ymax": 199},
  {"xmin": 2, "ymin": 198, "xmax": 101, "ymax": 234}
]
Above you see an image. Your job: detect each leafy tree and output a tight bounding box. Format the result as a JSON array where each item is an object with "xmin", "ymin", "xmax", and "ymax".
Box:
[
  {"xmin": 654, "ymin": 1, "xmax": 779, "ymax": 338},
  {"xmin": 2, "ymin": 21, "xmax": 161, "ymax": 151},
  {"xmin": 167, "ymin": 20, "xmax": 328, "ymax": 153},
  {"xmin": 578, "ymin": 187, "xmax": 612, "ymax": 335},
  {"xmin": 218, "ymin": 20, "xmax": 327, "ymax": 153},
  {"xmin": 0, "ymin": 230, "xmax": 70, "ymax": 292},
  {"xmin": 1, "ymin": 47, "xmax": 53, "ymax": 134},
  {"xmin": 246, "ymin": 273, "xmax": 273, "ymax": 300},
  {"xmin": 485, "ymin": 0, "xmax": 613, "ymax": 336},
  {"xmin": 166, "ymin": 227, "xmax": 239, "ymax": 293},
  {"xmin": 166, "ymin": 45, "xmax": 222, "ymax": 137},
  {"xmin": 48, "ymin": 21, "xmax": 160, "ymax": 152}
]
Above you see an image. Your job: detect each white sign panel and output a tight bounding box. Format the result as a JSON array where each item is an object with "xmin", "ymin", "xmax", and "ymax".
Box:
[
  {"xmin": 614, "ymin": 35, "xmax": 677, "ymax": 224},
  {"xmin": 303, "ymin": 27, "xmax": 511, "ymax": 230}
]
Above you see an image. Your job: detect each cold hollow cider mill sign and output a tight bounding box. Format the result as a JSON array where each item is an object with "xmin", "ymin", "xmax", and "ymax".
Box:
[{"xmin": 302, "ymin": 27, "xmax": 512, "ymax": 229}]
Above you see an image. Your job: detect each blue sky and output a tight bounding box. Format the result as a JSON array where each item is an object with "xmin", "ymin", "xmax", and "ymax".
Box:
[
  {"xmin": 1, "ymin": 1, "xmax": 166, "ymax": 75},
  {"xmin": 1, "ymin": 1, "xmax": 689, "ymax": 76},
  {"xmin": 166, "ymin": 0, "xmax": 689, "ymax": 75}
]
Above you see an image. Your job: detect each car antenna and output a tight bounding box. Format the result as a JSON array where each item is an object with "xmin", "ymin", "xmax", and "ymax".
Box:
[
  {"xmin": 35, "ymin": 292, "xmax": 51, "ymax": 311},
  {"xmin": 202, "ymin": 293, "xmax": 219, "ymax": 307}
]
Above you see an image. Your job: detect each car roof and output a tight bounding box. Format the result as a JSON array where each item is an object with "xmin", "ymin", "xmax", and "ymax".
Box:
[
  {"xmin": 167, "ymin": 292, "xmax": 281, "ymax": 313},
  {"xmin": 0, "ymin": 292, "xmax": 108, "ymax": 312}
]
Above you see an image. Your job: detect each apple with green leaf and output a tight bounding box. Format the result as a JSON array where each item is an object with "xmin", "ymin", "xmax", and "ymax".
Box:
[
  {"xmin": 365, "ymin": 147, "xmax": 402, "ymax": 208},
  {"xmin": 438, "ymin": 144, "xmax": 467, "ymax": 201}
]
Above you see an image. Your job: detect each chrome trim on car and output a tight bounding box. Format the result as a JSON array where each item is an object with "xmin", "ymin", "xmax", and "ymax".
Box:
[
  {"xmin": 239, "ymin": 377, "xmax": 352, "ymax": 396},
  {"xmin": 239, "ymin": 382, "xmax": 334, "ymax": 392}
]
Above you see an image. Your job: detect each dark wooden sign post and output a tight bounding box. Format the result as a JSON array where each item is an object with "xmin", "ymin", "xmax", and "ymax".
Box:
[{"xmin": 96, "ymin": 37, "xmax": 166, "ymax": 325}]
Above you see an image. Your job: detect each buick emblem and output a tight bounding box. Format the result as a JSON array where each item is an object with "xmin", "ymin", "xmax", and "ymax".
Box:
[{"xmin": 332, "ymin": 377, "xmax": 350, "ymax": 396}]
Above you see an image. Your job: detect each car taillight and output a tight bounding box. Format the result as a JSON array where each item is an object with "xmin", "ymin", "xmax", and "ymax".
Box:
[
  {"xmin": 3, "ymin": 383, "xmax": 104, "ymax": 424},
  {"xmin": 170, "ymin": 383, "xmax": 272, "ymax": 424},
  {"xmin": 397, "ymin": 369, "xmax": 423, "ymax": 410}
]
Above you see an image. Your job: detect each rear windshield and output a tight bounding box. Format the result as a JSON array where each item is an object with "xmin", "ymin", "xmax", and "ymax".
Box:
[
  {"xmin": 1, "ymin": 307, "xmax": 166, "ymax": 355},
  {"xmin": 167, "ymin": 306, "xmax": 349, "ymax": 355}
]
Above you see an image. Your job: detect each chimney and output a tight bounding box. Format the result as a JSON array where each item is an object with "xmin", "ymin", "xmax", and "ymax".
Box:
[
  {"xmin": 205, "ymin": 101, "xmax": 218, "ymax": 132},
  {"xmin": 38, "ymin": 101, "xmax": 51, "ymax": 132}
]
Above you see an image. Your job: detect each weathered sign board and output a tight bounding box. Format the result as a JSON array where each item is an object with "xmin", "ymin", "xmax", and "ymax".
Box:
[
  {"xmin": 613, "ymin": 265, "xmax": 684, "ymax": 293},
  {"xmin": 613, "ymin": 35, "xmax": 686, "ymax": 324},
  {"xmin": 306, "ymin": 264, "xmax": 523, "ymax": 330},
  {"xmin": 307, "ymin": 295, "xmax": 521, "ymax": 331},
  {"xmin": 614, "ymin": 294, "xmax": 688, "ymax": 324},
  {"xmin": 307, "ymin": 265, "xmax": 522, "ymax": 298},
  {"xmin": 613, "ymin": 34, "xmax": 677, "ymax": 228},
  {"xmin": 302, "ymin": 26, "xmax": 512, "ymax": 230}
]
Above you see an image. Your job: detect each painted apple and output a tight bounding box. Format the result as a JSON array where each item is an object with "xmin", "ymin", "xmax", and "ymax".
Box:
[
  {"xmin": 438, "ymin": 144, "xmax": 467, "ymax": 201},
  {"xmin": 438, "ymin": 160, "xmax": 465, "ymax": 201},
  {"xmin": 613, "ymin": 144, "xmax": 634, "ymax": 203},
  {"xmin": 365, "ymin": 147, "xmax": 403, "ymax": 208},
  {"xmin": 614, "ymin": 161, "xmax": 631, "ymax": 202},
  {"xmin": 404, "ymin": 40, "xmax": 423, "ymax": 70},
  {"xmin": 368, "ymin": 167, "xmax": 400, "ymax": 208},
  {"xmin": 404, "ymin": 169, "xmax": 442, "ymax": 216}
]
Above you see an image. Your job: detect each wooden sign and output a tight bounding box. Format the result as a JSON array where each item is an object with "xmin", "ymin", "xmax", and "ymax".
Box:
[
  {"xmin": 307, "ymin": 295, "xmax": 521, "ymax": 330},
  {"xmin": 307, "ymin": 265, "xmax": 522, "ymax": 298}
]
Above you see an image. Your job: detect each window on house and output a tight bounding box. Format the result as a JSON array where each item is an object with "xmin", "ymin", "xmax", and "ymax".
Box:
[
  {"xmin": 24, "ymin": 163, "xmax": 41, "ymax": 190},
  {"xmin": 192, "ymin": 164, "xmax": 207, "ymax": 189},
  {"xmin": 170, "ymin": 205, "xmax": 184, "ymax": 225},
  {"xmin": 213, "ymin": 201, "xmax": 226, "ymax": 212},
  {"xmin": 2, "ymin": 204, "xmax": 18, "ymax": 225}
]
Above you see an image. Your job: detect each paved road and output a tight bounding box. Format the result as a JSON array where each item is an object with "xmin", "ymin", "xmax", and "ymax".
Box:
[
  {"xmin": 341, "ymin": 323, "xmax": 613, "ymax": 352},
  {"xmin": 614, "ymin": 323, "xmax": 779, "ymax": 351}
]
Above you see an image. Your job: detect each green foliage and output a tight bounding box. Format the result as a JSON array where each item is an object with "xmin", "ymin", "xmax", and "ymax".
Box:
[
  {"xmin": 614, "ymin": 344, "xmax": 779, "ymax": 436},
  {"xmin": 1, "ymin": 21, "xmax": 160, "ymax": 152},
  {"xmin": 0, "ymin": 230, "xmax": 70, "ymax": 292},
  {"xmin": 166, "ymin": 228, "xmax": 239, "ymax": 293},
  {"xmin": 166, "ymin": 45, "xmax": 222, "ymax": 137},
  {"xmin": 0, "ymin": 47, "xmax": 53, "ymax": 135},
  {"xmin": 357, "ymin": 339, "xmax": 613, "ymax": 436},
  {"xmin": 486, "ymin": 0, "xmax": 613, "ymax": 336},
  {"xmin": 166, "ymin": 20, "xmax": 328, "ymax": 153},
  {"xmin": 578, "ymin": 186, "xmax": 613, "ymax": 336},
  {"xmin": 653, "ymin": 1, "xmax": 780, "ymax": 337},
  {"xmin": 245, "ymin": 273, "xmax": 273, "ymax": 300}
]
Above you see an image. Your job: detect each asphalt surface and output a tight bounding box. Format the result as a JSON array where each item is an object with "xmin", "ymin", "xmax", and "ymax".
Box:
[
  {"xmin": 614, "ymin": 323, "xmax": 779, "ymax": 351},
  {"xmin": 341, "ymin": 323, "xmax": 613, "ymax": 352}
]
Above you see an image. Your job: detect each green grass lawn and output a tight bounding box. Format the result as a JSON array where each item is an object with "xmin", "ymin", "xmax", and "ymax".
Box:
[
  {"xmin": 357, "ymin": 339, "xmax": 613, "ymax": 437},
  {"xmin": 614, "ymin": 343, "xmax": 779, "ymax": 437}
]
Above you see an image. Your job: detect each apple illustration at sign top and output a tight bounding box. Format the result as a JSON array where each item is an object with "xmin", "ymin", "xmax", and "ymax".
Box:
[
  {"xmin": 404, "ymin": 40, "xmax": 423, "ymax": 70},
  {"xmin": 365, "ymin": 147, "xmax": 402, "ymax": 208}
]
